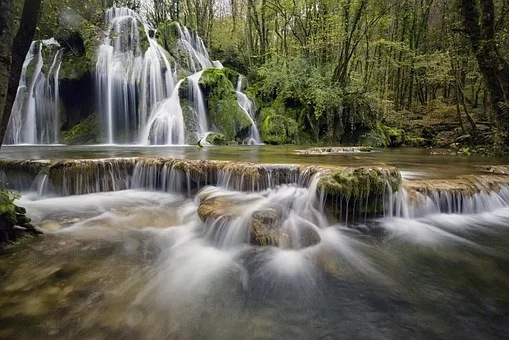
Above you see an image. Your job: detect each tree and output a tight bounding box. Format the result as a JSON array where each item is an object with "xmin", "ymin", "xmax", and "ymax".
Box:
[
  {"xmin": 459, "ymin": 0, "xmax": 509, "ymax": 141},
  {"xmin": 0, "ymin": 0, "xmax": 42, "ymax": 147},
  {"xmin": 0, "ymin": 0, "xmax": 14, "ymax": 126}
]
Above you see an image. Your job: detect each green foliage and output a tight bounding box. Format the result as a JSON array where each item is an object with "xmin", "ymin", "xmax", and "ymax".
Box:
[
  {"xmin": 156, "ymin": 21, "xmax": 179, "ymax": 52},
  {"xmin": 62, "ymin": 114, "xmax": 100, "ymax": 144},
  {"xmin": 360, "ymin": 123, "xmax": 405, "ymax": 147},
  {"xmin": 199, "ymin": 68, "xmax": 251, "ymax": 141},
  {"xmin": 205, "ymin": 132, "xmax": 227, "ymax": 145},
  {"xmin": 260, "ymin": 108, "xmax": 299, "ymax": 145}
]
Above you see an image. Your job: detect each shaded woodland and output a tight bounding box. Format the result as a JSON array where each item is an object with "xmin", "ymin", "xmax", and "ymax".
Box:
[{"xmin": 0, "ymin": 0, "xmax": 508, "ymax": 152}]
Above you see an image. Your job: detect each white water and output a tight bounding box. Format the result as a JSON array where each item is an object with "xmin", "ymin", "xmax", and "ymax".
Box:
[
  {"xmin": 187, "ymin": 70, "xmax": 208, "ymax": 136},
  {"xmin": 5, "ymin": 39, "xmax": 63, "ymax": 145},
  {"xmin": 4, "ymin": 156, "xmax": 509, "ymax": 337},
  {"xmin": 95, "ymin": 9, "xmax": 231, "ymax": 145},
  {"xmin": 236, "ymin": 76, "xmax": 262, "ymax": 145},
  {"xmin": 141, "ymin": 80, "xmax": 186, "ymax": 145}
]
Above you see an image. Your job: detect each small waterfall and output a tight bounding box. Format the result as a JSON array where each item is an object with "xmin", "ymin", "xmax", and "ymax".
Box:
[
  {"xmin": 141, "ymin": 80, "xmax": 186, "ymax": 145},
  {"xmin": 5, "ymin": 39, "xmax": 63, "ymax": 144},
  {"xmin": 176, "ymin": 24, "xmax": 213, "ymax": 72},
  {"xmin": 385, "ymin": 176, "xmax": 509, "ymax": 219},
  {"xmin": 235, "ymin": 76, "xmax": 261, "ymax": 145},
  {"xmin": 187, "ymin": 70, "xmax": 208, "ymax": 136}
]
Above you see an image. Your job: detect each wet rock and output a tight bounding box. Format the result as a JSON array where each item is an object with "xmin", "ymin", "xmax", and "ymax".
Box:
[
  {"xmin": 249, "ymin": 209, "xmax": 282, "ymax": 246},
  {"xmin": 39, "ymin": 220, "xmax": 62, "ymax": 232},
  {"xmin": 197, "ymin": 196, "xmax": 237, "ymax": 222},
  {"xmin": 291, "ymin": 223, "xmax": 321, "ymax": 249},
  {"xmin": 249, "ymin": 209, "xmax": 320, "ymax": 248}
]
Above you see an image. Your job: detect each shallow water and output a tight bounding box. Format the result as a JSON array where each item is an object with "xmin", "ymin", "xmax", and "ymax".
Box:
[
  {"xmin": 0, "ymin": 145, "xmax": 505, "ymax": 179},
  {"xmin": 1, "ymin": 147, "xmax": 509, "ymax": 339}
]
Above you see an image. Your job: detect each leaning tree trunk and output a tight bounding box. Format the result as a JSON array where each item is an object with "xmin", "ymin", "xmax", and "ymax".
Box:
[
  {"xmin": 459, "ymin": 0, "xmax": 509, "ymax": 142},
  {"xmin": 0, "ymin": 0, "xmax": 42, "ymax": 148},
  {"xmin": 0, "ymin": 0, "xmax": 14, "ymax": 125}
]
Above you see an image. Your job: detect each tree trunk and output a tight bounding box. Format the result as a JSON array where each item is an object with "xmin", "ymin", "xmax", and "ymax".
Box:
[
  {"xmin": 0, "ymin": 0, "xmax": 42, "ymax": 148},
  {"xmin": 459, "ymin": 0, "xmax": 509, "ymax": 141},
  {"xmin": 0, "ymin": 0, "xmax": 14, "ymax": 124}
]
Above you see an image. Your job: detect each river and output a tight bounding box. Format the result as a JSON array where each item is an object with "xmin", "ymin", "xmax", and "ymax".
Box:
[{"xmin": 0, "ymin": 146, "xmax": 508, "ymax": 339}]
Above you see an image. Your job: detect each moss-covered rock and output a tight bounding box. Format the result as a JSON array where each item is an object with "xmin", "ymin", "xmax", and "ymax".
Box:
[
  {"xmin": 206, "ymin": 132, "xmax": 227, "ymax": 145},
  {"xmin": 62, "ymin": 114, "xmax": 100, "ymax": 145},
  {"xmin": 199, "ymin": 68, "xmax": 252, "ymax": 140},
  {"xmin": 260, "ymin": 108, "xmax": 298, "ymax": 145},
  {"xmin": 56, "ymin": 18, "xmax": 101, "ymax": 80},
  {"xmin": 0, "ymin": 189, "xmax": 42, "ymax": 249},
  {"xmin": 156, "ymin": 21, "xmax": 180, "ymax": 53}
]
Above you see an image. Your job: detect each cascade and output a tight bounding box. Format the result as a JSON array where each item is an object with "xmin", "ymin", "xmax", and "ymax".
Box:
[
  {"xmin": 2, "ymin": 155, "xmax": 509, "ymax": 338},
  {"xmin": 235, "ymin": 75, "xmax": 262, "ymax": 144},
  {"xmin": 4, "ymin": 39, "xmax": 63, "ymax": 145},
  {"xmin": 187, "ymin": 70, "xmax": 208, "ymax": 136},
  {"xmin": 96, "ymin": 8, "xmax": 229, "ymax": 145},
  {"xmin": 8, "ymin": 7, "xmax": 258, "ymax": 145}
]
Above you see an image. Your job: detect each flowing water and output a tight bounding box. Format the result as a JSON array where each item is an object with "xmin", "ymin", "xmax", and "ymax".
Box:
[
  {"xmin": 236, "ymin": 76, "xmax": 262, "ymax": 145},
  {"xmin": 4, "ymin": 39, "xmax": 64, "ymax": 145},
  {"xmin": 0, "ymin": 146, "xmax": 509, "ymax": 339}
]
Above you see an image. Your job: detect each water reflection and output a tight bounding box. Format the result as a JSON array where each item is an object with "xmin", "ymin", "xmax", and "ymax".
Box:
[{"xmin": 1, "ymin": 145, "xmax": 507, "ymax": 179}]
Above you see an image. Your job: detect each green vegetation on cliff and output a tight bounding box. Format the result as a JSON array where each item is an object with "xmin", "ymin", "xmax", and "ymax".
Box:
[
  {"xmin": 62, "ymin": 114, "xmax": 100, "ymax": 145},
  {"xmin": 199, "ymin": 68, "xmax": 251, "ymax": 141}
]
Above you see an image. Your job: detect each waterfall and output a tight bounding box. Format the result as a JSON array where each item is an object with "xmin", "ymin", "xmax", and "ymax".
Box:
[
  {"xmin": 4, "ymin": 39, "xmax": 63, "ymax": 145},
  {"xmin": 175, "ymin": 24, "xmax": 213, "ymax": 72},
  {"xmin": 96, "ymin": 7, "xmax": 152, "ymax": 144},
  {"xmin": 187, "ymin": 70, "xmax": 208, "ymax": 136},
  {"xmin": 141, "ymin": 80, "xmax": 186, "ymax": 145},
  {"xmin": 95, "ymin": 8, "xmax": 223, "ymax": 145},
  {"xmin": 236, "ymin": 76, "xmax": 262, "ymax": 145},
  {"xmin": 8, "ymin": 7, "xmax": 258, "ymax": 145}
]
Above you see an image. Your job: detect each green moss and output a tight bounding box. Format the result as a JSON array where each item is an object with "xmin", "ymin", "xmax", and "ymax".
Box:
[
  {"xmin": 317, "ymin": 166, "xmax": 402, "ymax": 218},
  {"xmin": 199, "ymin": 68, "xmax": 252, "ymax": 140},
  {"xmin": 156, "ymin": 21, "xmax": 180, "ymax": 52},
  {"xmin": 59, "ymin": 51, "xmax": 89, "ymax": 80},
  {"xmin": 405, "ymin": 135, "xmax": 428, "ymax": 147},
  {"xmin": 57, "ymin": 19, "xmax": 100, "ymax": 80},
  {"xmin": 206, "ymin": 133, "xmax": 227, "ymax": 145},
  {"xmin": 260, "ymin": 108, "xmax": 298, "ymax": 145},
  {"xmin": 62, "ymin": 114, "xmax": 100, "ymax": 145}
]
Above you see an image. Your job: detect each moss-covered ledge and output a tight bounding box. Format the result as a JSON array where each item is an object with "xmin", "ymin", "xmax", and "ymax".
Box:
[{"xmin": 317, "ymin": 166, "xmax": 402, "ymax": 220}]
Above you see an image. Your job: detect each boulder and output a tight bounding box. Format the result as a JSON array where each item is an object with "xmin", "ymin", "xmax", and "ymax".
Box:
[
  {"xmin": 197, "ymin": 195, "xmax": 236, "ymax": 222},
  {"xmin": 249, "ymin": 208, "xmax": 282, "ymax": 246}
]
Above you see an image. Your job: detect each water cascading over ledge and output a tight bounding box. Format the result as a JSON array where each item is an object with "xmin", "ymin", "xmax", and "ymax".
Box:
[{"xmin": 1, "ymin": 158, "xmax": 509, "ymax": 224}]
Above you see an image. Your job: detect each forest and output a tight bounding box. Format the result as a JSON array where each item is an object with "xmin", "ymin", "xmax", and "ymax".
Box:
[{"xmin": 1, "ymin": 0, "xmax": 509, "ymax": 152}]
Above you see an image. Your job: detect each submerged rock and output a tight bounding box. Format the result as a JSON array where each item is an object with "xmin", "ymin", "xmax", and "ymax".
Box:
[{"xmin": 296, "ymin": 146, "xmax": 373, "ymax": 155}]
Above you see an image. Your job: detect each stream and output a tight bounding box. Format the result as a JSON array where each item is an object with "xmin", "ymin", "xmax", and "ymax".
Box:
[{"xmin": 1, "ymin": 146, "xmax": 508, "ymax": 339}]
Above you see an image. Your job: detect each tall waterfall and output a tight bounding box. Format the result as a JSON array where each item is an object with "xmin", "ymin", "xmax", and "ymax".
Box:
[
  {"xmin": 4, "ymin": 39, "xmax": 63, "ymax": 145},
  {"xmin": 96, "ymin": 8, "xmax": 223, "ymax": 145},
  {"xmin": 236, "ymin": 76, "xmax": 261, "ymax": 145}
]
